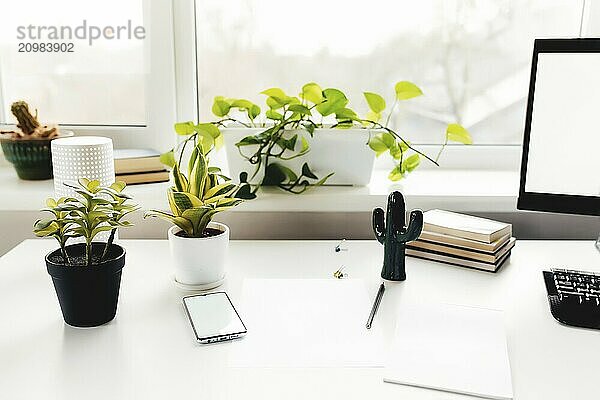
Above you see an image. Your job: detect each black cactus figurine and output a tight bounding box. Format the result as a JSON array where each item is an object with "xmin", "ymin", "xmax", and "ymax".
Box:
[{"xmin": 373, "ymin": 191, "xmax": 424, "ymax": 281}]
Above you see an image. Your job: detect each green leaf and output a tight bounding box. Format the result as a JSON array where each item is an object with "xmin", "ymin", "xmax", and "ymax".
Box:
[
  {"xmin": 300, "ymin": 136, "xmax": 309, "ymax": 152},
  {"xmin": 171, "ymin": 163, "xmax": 188, "ymax": 192},
  {"xmin": 197, "ymin": 131, "xmax": 215, "ymax": 154},
  {"xmin": 196, "ymin": 123, "xmax": 221, "ymax": 139},
  {"xmin": 394, "ymin": 81, "xmax": 423, "ymax": 100},
  {"xmin": 204, "ymin": 183, "xmax": 237, "ymax": 199},
  {"xmin": 174, "ymin": 121, "xmax": 196, "ymax": 136},
  {"xmin": 300, "ymin": 82, "xmax": 323, "ymax": 104},
  {"xmin": 230, "ymin": 99, "xmax": 253, "ymax": 109},
  {"xmin": 110, "ymin": 181, "xmax": 126, "ymax": 192},
  {"xmin": 265, "ymin": 109, "xmax": 283, "ymax": 120},
  {"xmin": 236, "ymin": 136, "xmax": 261, "ymax": 147},
  {"xmin": 46, "ymin": 198, "xmax": 57, "ymax": 208},
  {"xmin": 188, "ymin": 146, "xmax": 199, "ymax": 177},
  {"xmin": 365, "ymin": 110, "xmax": 381, "ymax": 123},
  {"xmin": 368, "ymin": 136, "xmax": 389, "ymax": 156},
  {"xmin": 288, "ymin": 104, "xmax": 312, "ymax": 116},
  {"xmin": 261, "ymin": 88, "xmax": 287, "ymax": 99},
  {"xmin": 277, "ymin": 135, "xmax": 297, "ymax": 151},
  {"xmin": 77, "ymin": 178, "xmax": 90, "ymax": 188},
  {"xmin": 315, "ymin": 88, "xmax": 348, "ymax": 116},
  {"xmin": 302, "ymin": 122, "xmax": 315, "ymax": 135},
  {"xmin": 389, "ymin": 143, "xmax": 403, "ymax": 160},
  {"xmin": 266, "ymin": 96, "xmax": 285, "ymax": 110},
  {"xmin": 212, "ymin": 96, "xmax": 231, "ymax": 117},
  {"xmin": 313, "ymin": 172, "xmax": 334, "ymax": 186},
  {"xmin": 277, "ymin": 165, "xmax": 298, "ymax": 182},
  {"xmin": 159, "ymin": 150, "xmax": 175, "ymax": 168},
  {"xmin": 250, "ymin": 104, "xmax": 261, "ymax": 120},
  {"xmin": 402, "ymin": 153, "xmax": 421, "ymax": 172},
  {"xmin": 381, "ymin": 132, "xmax": 395, "ymax": 148},
  {"xmin": 188, "ymin": 148, "xmax": 208, "ymax": 196},
  {"xmin": 263, "ymin": 163, "xmax": 287, "ymax": 186},
  {"xmin": 90, "ymin": 225, "xmax": 115, "ymax": 241},
  {"xmin": 301, "ymin": 163, "xmax": 318, "ymax": 179},
  {"xmin": 388, "ymin": 165, "xmax": 404, "ymax": 181},
  {"xmin": 335, "ymin": 108, "xmax": 359, "ymax": 121},
  {"xmin": 446, "ymin": 123, "xmax": 473, "ymax": 144},
  {"xmin": 363, "ymin": 92, "xmax": 386, "ymax": 113}
]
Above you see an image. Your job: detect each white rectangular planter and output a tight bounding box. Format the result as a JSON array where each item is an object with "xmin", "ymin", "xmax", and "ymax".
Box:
[{"xmin": 222, "ymin": 128, "xmax": 376, "ymax": 186}]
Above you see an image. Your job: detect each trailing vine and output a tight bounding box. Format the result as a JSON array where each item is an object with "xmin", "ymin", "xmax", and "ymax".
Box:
[{"xmin": 161, "ymin": 82, "xmax": 472, "ymax": 199}]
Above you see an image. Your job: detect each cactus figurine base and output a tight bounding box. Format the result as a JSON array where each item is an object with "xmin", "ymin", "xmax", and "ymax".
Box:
[{"xmin": 373, "ymin": 191, "xmax": 424, "ymax": 281}]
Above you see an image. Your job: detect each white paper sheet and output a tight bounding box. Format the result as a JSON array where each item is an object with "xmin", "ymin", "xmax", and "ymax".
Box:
[
  {"xmin": 229, "ymin": 279, "xmax": 384, "ymax": 368},
  {"xmin": 384, "ymin": 303, "xmax": 513, "ymax": 400}
]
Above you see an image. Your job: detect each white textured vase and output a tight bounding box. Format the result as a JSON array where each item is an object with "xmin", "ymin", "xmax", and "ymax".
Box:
[
  {"xmin": 51, "ymin": 136, "xmax": 115, "ymax": 197},
  {"xmin": 168, "ymin": 222, "xmax": 229, "ymax": 290}
]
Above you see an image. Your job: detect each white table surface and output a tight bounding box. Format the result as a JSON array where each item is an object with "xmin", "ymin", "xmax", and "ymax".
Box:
[{"xmin": 1, "ymin": 239, "xmax": 599, "ymax": 399}]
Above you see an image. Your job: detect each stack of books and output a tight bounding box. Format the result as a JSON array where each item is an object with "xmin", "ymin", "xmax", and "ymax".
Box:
[
  {"xmin": 113, "ymin": 149, "xmax": 169, "ymax": 185},
  {"xmin": 406, "ymin": 209, "xmax": 515, "ymax": 272}
]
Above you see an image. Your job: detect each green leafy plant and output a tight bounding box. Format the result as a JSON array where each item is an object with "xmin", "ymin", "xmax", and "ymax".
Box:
[
  {"xmin": 145, "ymin": 140, "xmax": 244, "ymax": 237},
  {"xmin": 162, "ymin": 81, "xmax": 472, "ymax": 197},
  {"xmin": 33, "ymin": 179, "xmax": 138, "ymax": 266}
]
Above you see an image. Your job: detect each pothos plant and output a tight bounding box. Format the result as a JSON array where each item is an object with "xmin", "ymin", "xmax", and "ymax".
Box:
[
  {"xmin": 147, "ymin": 140, "xmax": 244, "ymax": 237},
  {"xmin": 162, "ymin": 81, "xmax": 472, "ymax": 199},
  {"xmin": 33, "ymin": 179, "xmax": 138, "ymax": 266}
]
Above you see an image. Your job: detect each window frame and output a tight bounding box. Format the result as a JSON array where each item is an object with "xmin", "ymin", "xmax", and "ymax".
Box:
[
  {"xmin": 173, "ymin": 0, "xmax": 596, "ymax": 171},
  {"xmin": 0, "ymin": 0, "xmax": 177, "ymax": 154}
]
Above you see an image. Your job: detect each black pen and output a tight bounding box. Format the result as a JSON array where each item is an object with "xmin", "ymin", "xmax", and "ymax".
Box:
[{"xmin": 366, "ymin": 282, "xmax": 385, "ymax": 329}]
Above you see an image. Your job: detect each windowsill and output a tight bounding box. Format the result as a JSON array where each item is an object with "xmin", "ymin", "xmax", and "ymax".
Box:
[{"xmin": 0, "ymin": 167, "xmax": 519, "ymax": 213}]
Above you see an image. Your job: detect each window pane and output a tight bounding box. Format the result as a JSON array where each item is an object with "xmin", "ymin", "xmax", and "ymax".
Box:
[
  {"xmin": 195, "ymin": 0, "xmax": 582, "ymax": 144},
  {"xmin": 0, "ymin": 0, "xmax": 146, "ymax": 126}
]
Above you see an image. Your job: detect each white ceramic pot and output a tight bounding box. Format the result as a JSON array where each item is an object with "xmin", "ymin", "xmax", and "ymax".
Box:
[
  {"xmin": 168, "ymin": 222, "xmax": 229, "ymax": 290},
  {"xmin": 222, "ymin": 127, "xmax": 377, "ymax": 186}
]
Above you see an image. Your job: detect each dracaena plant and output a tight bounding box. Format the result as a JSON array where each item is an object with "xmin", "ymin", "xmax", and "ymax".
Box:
[
  {"xmin": 146, "ymin": 141, "xmax": 244, "ymax": 237},
  {"xmin": 162, "ymin": 81, "xmax": 472, "ymax": 198},
  {"xmin": 33, "ymin": 179, "xmax": 138, "ymax": 266}
]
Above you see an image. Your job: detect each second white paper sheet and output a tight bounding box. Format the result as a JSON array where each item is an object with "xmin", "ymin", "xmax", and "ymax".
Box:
[{"xmin": 229, "ymin": 279, "xmax": 384, "ymax": 368}]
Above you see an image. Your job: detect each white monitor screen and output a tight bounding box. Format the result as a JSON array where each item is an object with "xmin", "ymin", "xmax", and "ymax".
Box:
[{"xmin": 525, "ymin": 52, "xmax": 600, "ymax": 197}]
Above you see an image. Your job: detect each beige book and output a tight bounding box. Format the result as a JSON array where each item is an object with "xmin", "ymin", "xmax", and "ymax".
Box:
[
  {"xmin": 116, "ymin": 170, "xmax": 169, "ymax": 185},
  {"xmin": 419, "ymin": 231, "xmax": 511, "ymax": 253},
  {"xmin": 114, "ymin": 149, "xmax": 164, "ymax": 174},
  {"xmin": 423, "ymin": 210, "xmax": 512, "ymax": 244},
  {"xmin": 406, "ymin": 248, "xmax": 512, "ymax": 273},
  {"xmin": 408, "ymin": 238, "xmax": 516, "ymax": 264}
]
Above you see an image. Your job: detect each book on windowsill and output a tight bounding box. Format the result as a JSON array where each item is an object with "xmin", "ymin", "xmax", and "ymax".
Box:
[
  {"xmin": 116, "ymin": 170, "xmax": 170, "ymax": 185},
  {"xmin": 406, "ymin": 247, "xmax": 512, "ymax": 273},
  {"xmin": 423, "ymin": 209, "xmax": 512, "ymax": 243},
  {"xmin": 114, "ymin": 148, "xmax": 164, "ymax": 174}
]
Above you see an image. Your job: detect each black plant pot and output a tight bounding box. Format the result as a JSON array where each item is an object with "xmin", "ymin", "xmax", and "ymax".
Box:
[{"xmin": 45, "ymin": 242, "xmax": 126, "ymax": 327}]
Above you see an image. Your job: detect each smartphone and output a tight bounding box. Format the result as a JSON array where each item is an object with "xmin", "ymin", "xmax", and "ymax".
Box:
[{"xmin": 182, "ymin": 292, "xmax": 247, "ymax": 344}]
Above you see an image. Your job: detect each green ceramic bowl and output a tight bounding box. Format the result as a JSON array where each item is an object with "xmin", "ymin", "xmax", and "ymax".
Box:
[{"xmin": 1, "ymin": 131, "xmax": 73, "ymax": 180}]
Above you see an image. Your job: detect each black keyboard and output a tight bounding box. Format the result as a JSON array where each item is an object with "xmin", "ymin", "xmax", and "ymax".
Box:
[{"xmin": 543, "ymin": 268, "xmax": 600, "ymax": 329}]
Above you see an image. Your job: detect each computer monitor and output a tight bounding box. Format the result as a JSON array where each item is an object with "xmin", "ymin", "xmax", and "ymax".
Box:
[{"xmin": 518, "ymin": 38, "xmax": 600, "ymax": 217}]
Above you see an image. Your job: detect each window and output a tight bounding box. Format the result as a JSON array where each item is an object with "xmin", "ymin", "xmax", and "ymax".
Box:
[
  {"xmin": 0, "ymin": 0, "xmax": 176, "ymax": 151},
  {"xmin": 193, "ymin": 0, "xmax": 584, "ymax": 146}
]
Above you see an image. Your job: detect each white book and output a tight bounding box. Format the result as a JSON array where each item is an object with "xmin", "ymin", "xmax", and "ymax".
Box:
[
  {"xmin": 423, "ymin": 209, "xmax": 512, "ymax": 243},
  {"xmin": 384, "ymin": 303, "xmax": 513, "ymax": 400}
]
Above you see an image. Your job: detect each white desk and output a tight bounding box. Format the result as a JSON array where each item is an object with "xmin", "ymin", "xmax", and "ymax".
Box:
[{"xmin": 0, "ymin": 239, "xmax": 598, "ymax": 399}]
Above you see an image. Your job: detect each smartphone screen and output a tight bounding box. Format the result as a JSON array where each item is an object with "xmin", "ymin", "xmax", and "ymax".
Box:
[{"xmin": 183, "ymin": 292, "xmax": 247, "ymax": 343}]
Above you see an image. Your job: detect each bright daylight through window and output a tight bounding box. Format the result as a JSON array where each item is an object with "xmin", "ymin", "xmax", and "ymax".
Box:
[
  {"xmin": 0, "ymin": 0, "xmax": 146, "ymax": 126},
  {"xmin": 195, "ymin": 0, "xmax": 583, "ymax": 145}
]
